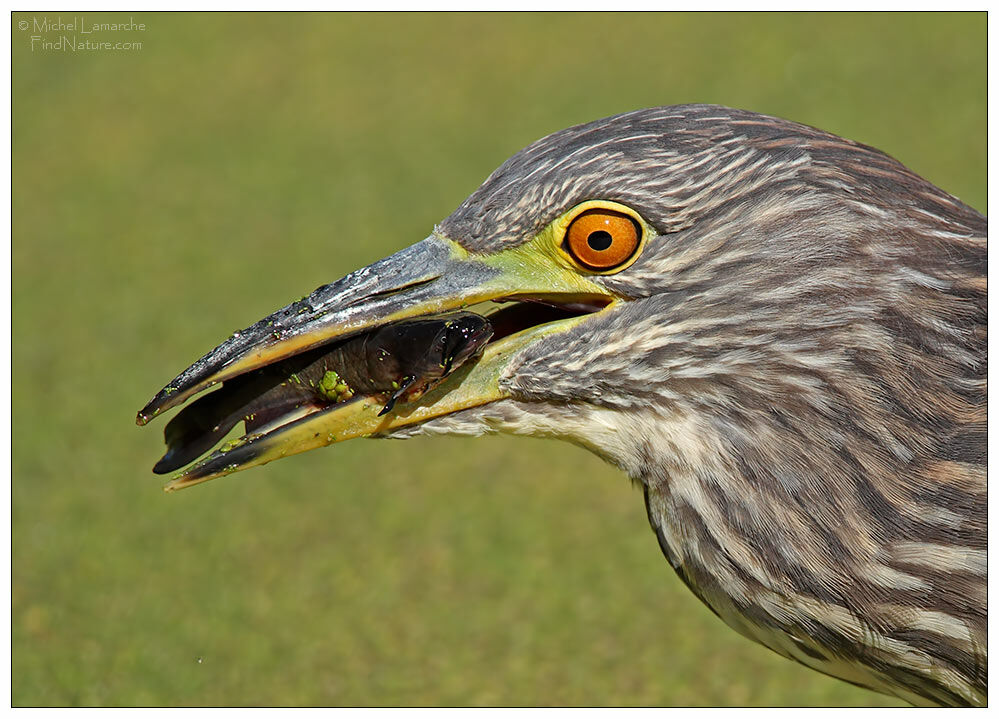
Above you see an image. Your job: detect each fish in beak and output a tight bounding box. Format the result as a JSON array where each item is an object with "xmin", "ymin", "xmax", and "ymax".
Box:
[{"xmin": 137, "ymin": 234, "xmax": 614, "ymax": 491}]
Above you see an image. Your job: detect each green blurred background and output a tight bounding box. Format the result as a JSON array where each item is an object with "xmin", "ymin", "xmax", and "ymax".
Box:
[{"xmin": 13, "ymin": 12, "xmax": 985, "ymax": 707}]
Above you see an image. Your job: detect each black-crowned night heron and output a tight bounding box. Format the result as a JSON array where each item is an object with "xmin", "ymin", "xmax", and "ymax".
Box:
[{"xmin": 138, "ymin": 105, "xmax": 986, "ymax": 706}]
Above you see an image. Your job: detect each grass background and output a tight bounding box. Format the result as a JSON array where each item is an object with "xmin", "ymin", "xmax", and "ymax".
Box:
[{"xmin": 13, "ymin": 12, "xmax": 985, "ymax": 707}]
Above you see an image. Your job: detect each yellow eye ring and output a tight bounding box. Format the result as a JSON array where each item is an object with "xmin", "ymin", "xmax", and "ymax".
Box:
[{"xmin": 558, "ymin": 202, "xmax": 646, "ymax": 274}]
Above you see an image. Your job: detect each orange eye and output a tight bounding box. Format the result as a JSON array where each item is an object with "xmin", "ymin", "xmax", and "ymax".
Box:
[{"xmin": 564, "ymin": 208, "xmax": 642, "ymax": 271}]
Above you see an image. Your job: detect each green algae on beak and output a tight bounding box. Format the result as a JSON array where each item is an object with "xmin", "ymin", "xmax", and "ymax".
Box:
[{"xmin": 317, "ymin": 370, "xmax": 354, "ymax": 403}]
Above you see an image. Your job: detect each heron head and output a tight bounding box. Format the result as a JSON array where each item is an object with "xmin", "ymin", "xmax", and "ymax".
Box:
[
  {"xmin": 137, "ymin": 104, "xmax": 987, "ymax": 706},
  {"xmin": 137, "ymin": 102, "xmax": 984, "ymax": 501}
]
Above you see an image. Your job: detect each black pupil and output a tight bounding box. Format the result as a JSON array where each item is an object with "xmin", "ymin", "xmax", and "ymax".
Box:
[{"xmin": 587, "ymin": 230, "xmax": 613, "ymax": 251}]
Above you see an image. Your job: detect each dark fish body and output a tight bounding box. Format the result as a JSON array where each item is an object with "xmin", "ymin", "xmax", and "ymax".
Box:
[
  {"xmin": 153, "ymin": 312, "xmax": 492, "ymax": 474},
  {"xmin": 322, "ymin": 312, "xmax": 493, "ymax": 397}
]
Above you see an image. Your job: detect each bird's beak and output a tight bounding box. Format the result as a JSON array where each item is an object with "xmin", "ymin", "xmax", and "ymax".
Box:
[{"xmin": 138, "ymin": 235, "xmax": 612, "ymax": 491}]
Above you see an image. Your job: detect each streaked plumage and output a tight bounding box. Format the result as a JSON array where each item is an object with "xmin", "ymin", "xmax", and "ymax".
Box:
[
  {"xmin": 142, "ymin": 105, "xmax": 986, "ymax": 705},
  {"xmin": 413, "ymin": 106, "xmax": 987, "ymax": 705}
]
